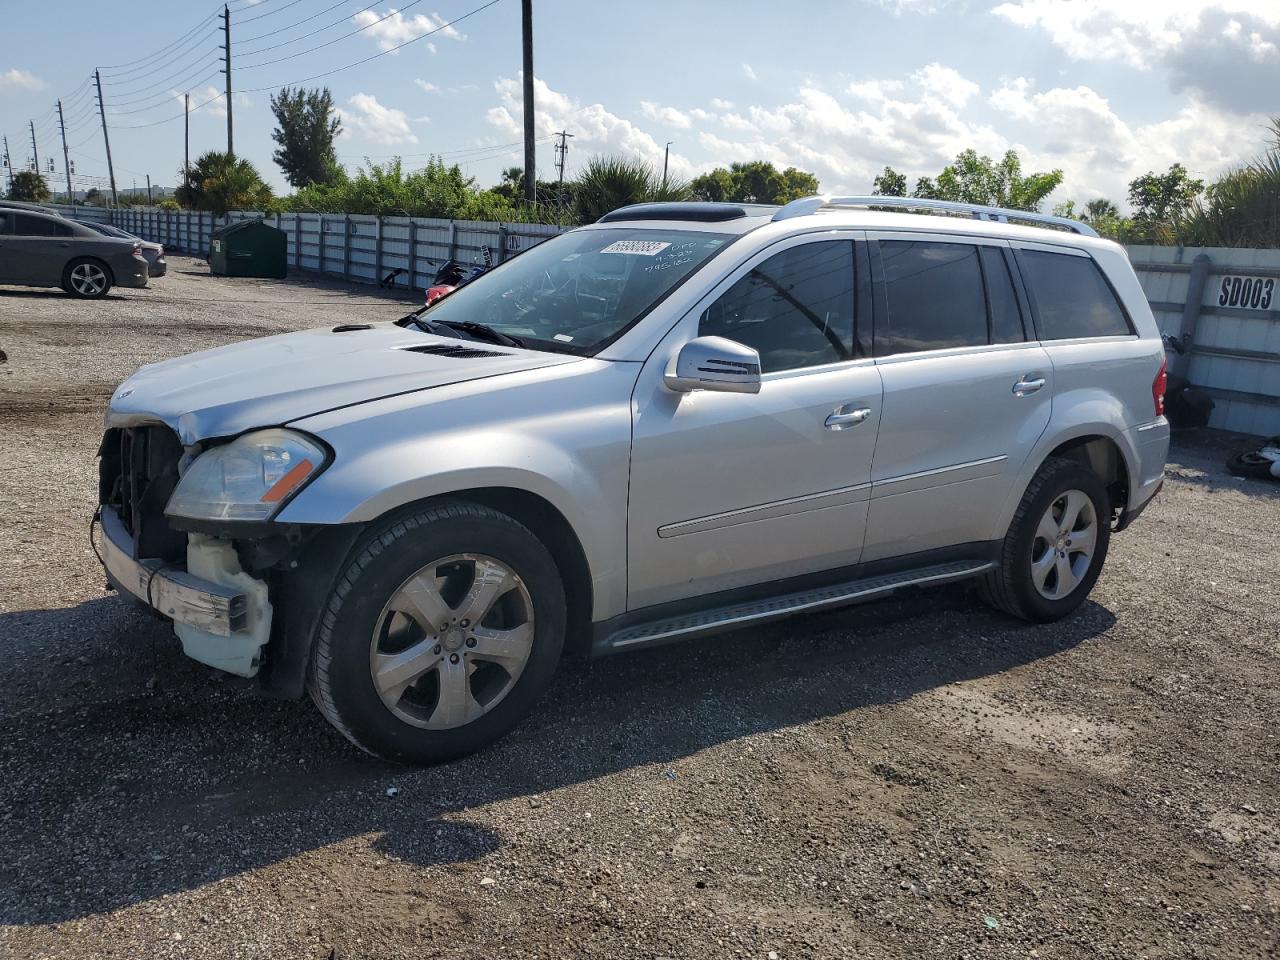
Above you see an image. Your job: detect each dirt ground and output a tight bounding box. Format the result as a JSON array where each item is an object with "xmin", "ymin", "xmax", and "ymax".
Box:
[{"xmin": 1, "ymin": 259, "xmax": 1277, "ymax": 960}]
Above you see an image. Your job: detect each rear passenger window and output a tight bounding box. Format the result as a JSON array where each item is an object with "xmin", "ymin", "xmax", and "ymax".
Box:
[
  {"xmin": 1020, "ymin": 250, "xmax": 1132, "ymax": 339},
  {"xmin": 12, "ymin": 214, "xmax": 72, "ymax": 238},
  {"xmin": 981, "ymin": 246, "xmax": 1025, "ymax": 344},
  {"xmin": 699, "ymin": 241, "xmax": 855, "ymax": 373},
  {"xmin": 877, "ymin": 240, "xmax": 987, "ymax": 355}
]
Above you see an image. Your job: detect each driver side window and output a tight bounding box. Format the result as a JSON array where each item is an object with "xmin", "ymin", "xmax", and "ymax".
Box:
[{"xmin": 698, "ymin": 241, "xmax": 855, "ymax": 373}]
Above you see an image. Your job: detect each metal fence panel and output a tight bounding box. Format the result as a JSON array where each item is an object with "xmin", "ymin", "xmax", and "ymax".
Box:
[{"xmin": 1128, "ymin": 244, "xmax": 1280, "ymax": 436}]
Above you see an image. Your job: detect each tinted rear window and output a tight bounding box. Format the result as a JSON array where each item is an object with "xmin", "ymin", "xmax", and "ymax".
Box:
[
  {"xmin": 12, "ymin": 214, "xmax": 72, "ymax": 238},
  {"xmin": 1020, "ymin": 250, "xmax": 1131, "ymax": 340},
  {"xmin": 877, "ymin": 240, "xmax": 986, "ymax": 355}
]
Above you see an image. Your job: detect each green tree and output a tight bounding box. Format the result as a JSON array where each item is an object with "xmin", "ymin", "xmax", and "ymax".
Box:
[
  {"xmin": 1084, "ymin": 198, "xmax": 1119, "ymax": 221},
  {"xmin": 84, "ymin": 187, "xmax": 104, "ymax": 206},
  {"xmin": 573, "ymin": 155, "xmax": 691, "ymax": 224},
  {"xmin": 1178, "ymin": 119, "xmax": 1280, "ymax": 247},
  {"xmin": 914, "ymin": 149, "xmax": 1062, "ymax": 211},
  {"xmin": 872, "ymin": 166, "xmax": 908, "ymax": 197},
  {"xmin": 8, "ymin": 170, "xmax": 51, "ymax": 202},
  {"xmin": 269, "ymin": 86, "xmax": 342, "ymax": 188},
  {"xmin": 1127, "ymin": 163, "xmax": 1204, "ymax": 223},
  {"xmin": 689, "ymin": 161, "xmax": 819, "ymax": 204},
  {"xmin": 176, "ymin": 151, "xmax": 273, "ymax": 215}
]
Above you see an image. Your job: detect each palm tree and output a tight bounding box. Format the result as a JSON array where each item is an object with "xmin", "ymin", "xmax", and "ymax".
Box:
[
  {"xmin": 1083, "ymin": 198, "xmax": 1119, "ymax": 221},
  {"xmin": 1178, "ymin": 117, "xmax": 1280, "ymax": 247},
  {"xmin": 572, "ymin": 155, "xmax": 691, "ymax": 224}
]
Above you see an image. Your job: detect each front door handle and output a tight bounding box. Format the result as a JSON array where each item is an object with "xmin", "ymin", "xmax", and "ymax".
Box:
[
  {"xmin": 1012, "ymin": 376, "xmax": 1046, "ymax": 397},
  {"xmin": 825, "ymin": 406, "xmax": 871, "ymax": 430}
]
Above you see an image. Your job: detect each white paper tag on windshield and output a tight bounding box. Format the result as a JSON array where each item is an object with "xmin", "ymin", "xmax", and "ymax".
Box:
[{"xmin": 600, "ymin": 240, "xmax": 671, "ymax": 256}]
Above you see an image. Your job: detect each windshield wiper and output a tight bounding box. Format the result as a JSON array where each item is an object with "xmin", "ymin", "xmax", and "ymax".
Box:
[{"xmin": 437, "ymin": 320, "xmax": 525, "ymax": 348}]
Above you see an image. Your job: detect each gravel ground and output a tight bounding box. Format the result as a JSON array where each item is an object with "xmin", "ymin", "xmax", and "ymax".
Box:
[{"xmin": 1, "ymin": 260, "xmax": 1277, "ymax": 960}]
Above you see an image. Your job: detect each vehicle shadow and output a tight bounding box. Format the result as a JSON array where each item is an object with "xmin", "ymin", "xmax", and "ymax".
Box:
[{"xmin": 0, "ymin": 586, "xmax": 1113, "ymax": 925}]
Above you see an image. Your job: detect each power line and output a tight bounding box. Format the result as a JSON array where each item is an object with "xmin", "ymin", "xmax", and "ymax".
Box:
[
  {"xmin": 99, "ymin": 10, "xmax": 220, "ymax": 73},
  {"xmin": 239, "ymin": 0, "xmax": 381, "ymax": 54},
  {"xmin": 102, "ymin": 34, "xmax": 221, "ymax": 91},
  {"xmin": 239, "ymin": 0, "xmax": 431, "ymax": 70},
  {"xmin": 240, "ymin": 0, "xmax": 503, "ymax": 89},
  {"xmin": 237, "ymin": 0, "xmax": 308, "ymax": 26}
]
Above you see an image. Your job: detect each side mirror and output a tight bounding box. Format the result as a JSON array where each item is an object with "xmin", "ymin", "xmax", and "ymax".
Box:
[{"xmin": 663, "ymin": 336, "xmax": 762, "ymax": 394}]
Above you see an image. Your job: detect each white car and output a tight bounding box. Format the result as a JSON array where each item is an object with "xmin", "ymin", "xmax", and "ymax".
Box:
[{"xmin": 97, "ymin": 196, "xmax": 1169, "ymax": 763}]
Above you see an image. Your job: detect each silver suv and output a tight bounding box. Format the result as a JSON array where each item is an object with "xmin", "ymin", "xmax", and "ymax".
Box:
[{"xmin": 97, "ymin": 197, "xmax": 1169, "ymax": 763}]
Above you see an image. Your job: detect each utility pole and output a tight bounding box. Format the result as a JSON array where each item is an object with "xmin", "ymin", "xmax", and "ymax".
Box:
[
  {"xmin": 222, "ymin": 5, "xmax": 234, "ymax": 157},
  {"xmin": 520, "ymin": 0, "xmax": 534, "ymax": 205},
  {"xmin": 553, "ymin": 129, "xmax": 573, "ymax": 224},
  {"xmin": 184, "ymin": 92, "xmax": 191, "ymax": 191},
  {"xmin": 28, "ymin": 120, "xmax": 40, "ymax": 180},
  {"xmin": 94, "ymin": 69, "xmax": 119, "ymax": 208},
  {"xmin": 146, "ymin": 174, "xmax": 153, "ymax": 205},
  {"xmin": 2, "ymin": 136, "xmax": 13, "ymax": 193},
  {"xmin": 57, "ymin": 100, "xmax": 73, "ymax": 204},
  {"xmin": 663, "ymin": 141, "xmax": 672, "ymax": 190}
]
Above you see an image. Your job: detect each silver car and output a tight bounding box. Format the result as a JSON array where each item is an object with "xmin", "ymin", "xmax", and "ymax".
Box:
[
  {"xmin": 76, "ymin": 221, "xmax": 167, "ymax": 278},
  {"xmin": 0, "ymin": 208, "xmax": 149, "ymax": 298},
  {"xmin": 97, "ymin": 197, "xmax": 1169, "ymax": 763}
]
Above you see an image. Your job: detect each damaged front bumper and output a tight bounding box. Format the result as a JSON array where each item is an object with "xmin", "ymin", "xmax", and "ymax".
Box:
[{"xmin": 99, "ymin": 506, "xmax": 273, "ymax": 677}]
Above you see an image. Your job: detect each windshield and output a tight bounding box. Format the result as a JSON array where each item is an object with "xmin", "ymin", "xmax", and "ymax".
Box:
[{"xmin": 422, "ymin": 228, "xmax": 732, "ymax": 353}]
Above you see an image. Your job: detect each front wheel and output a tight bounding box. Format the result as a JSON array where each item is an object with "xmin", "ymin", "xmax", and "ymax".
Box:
[
  {"xmin": 308, "ymin": 502, "xmax": 566, "ymax": 764},
  {"xmin": 63, "ymin": 258, "xmax": 113, "ymax": 299},
  {"xmin": 978, "ymin": 457, "xmax": 1112, "ymax": 622}
]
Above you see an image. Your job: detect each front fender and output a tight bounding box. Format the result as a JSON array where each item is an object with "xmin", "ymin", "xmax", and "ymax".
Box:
[{"xmin": 277, "ymin": 360, "xmax": 637, "ymax": 620}]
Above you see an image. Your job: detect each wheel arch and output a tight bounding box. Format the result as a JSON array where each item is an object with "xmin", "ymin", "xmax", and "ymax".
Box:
[
  {"xmin": 63, "ymin": 255, "xmax": 115, "ymax": 289},
  {"xmin": 264, "ymin": 486, "xmax": 596, "ymax": 700}
]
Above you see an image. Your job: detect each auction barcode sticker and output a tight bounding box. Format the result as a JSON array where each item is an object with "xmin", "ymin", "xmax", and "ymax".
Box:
[{"xmin": 600, "ymin": 240, "xmax": 671, "ymax": 256}]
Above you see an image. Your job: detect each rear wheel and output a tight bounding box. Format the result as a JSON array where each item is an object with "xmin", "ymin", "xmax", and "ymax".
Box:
[
  {"xmin": 63, "ymin": 258, "xmax": 112, "ymax": 299},
  {"xmin": 307, "ymin": 501, "xmax": 566, "ymax": 764},
  {"xmin": 978, "ymin": 457, "xmax": 1111, "ymax": 622}
]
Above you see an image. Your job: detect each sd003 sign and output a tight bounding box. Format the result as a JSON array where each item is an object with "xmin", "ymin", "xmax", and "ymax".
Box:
[{"xmin": 1216, "ymin": 274, "xmax": 1274, "ymax": 311}]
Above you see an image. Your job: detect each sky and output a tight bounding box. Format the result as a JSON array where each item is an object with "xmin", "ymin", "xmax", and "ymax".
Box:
[{"xmin": 1, "ymin": 0, "xmax": 1277, "ymax": 210}]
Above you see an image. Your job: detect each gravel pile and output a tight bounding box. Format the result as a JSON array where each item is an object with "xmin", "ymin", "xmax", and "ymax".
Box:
[{"xmin": 1, "ymin": 261, "xmax": 1276, "ymax": 959}]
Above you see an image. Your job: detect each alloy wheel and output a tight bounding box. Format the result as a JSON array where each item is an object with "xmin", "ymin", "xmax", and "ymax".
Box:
[
  {"xmin": 70, "ymin": 263, "xmax": 107, "ymax": 296},
  {"xmin": 369, "ymin": 553, "xmax": 535, "ymax": 729},
  {"xmin": 1030, "ymin": 489, "xmax": 1098, "ymax": 600}
]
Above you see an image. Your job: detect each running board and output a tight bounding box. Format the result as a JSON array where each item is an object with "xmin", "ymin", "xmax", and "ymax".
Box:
[{"xmin": 598, "ymin": 561, "xmax": 994, "ymax": 654}]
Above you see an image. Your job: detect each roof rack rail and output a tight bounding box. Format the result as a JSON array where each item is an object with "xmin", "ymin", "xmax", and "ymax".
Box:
[{"xmin": 772, "ymin": 195, "xmax": 1099, "ymax": 238}]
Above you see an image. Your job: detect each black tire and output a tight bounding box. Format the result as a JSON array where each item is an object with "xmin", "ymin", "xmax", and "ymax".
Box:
[
  {"xmin": 307, "ymin": 501, "xmax": 566, "ymax": 764},
  {"xmin": 62, "ymin": 258, "xmax": 113, "ymax": 299},
  {"xmin": 978, "ymin": 457, "xmax": 1112, "ymax": 622},
  {"xmin": 1226, "ymin": 449, "xmax": 1279, "ymax": 479}
]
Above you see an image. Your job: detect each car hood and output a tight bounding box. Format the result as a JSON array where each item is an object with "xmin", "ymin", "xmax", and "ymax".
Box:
[{"xmin": 106, "ymin": 323, "xmax": 580, "ymax": 443}]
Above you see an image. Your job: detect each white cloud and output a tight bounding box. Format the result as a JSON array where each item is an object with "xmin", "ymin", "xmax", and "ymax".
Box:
[
  {"xmin": 353, "ymin": 8, "xmax": 464, "ymax": 53},
  {"xmin": 640, "ymin": 101, "xmax": 692, "ymax": 128},
  {"xmin": 0, "ymin": 68, "xmax": 45, "ymax": 92},
  {"xmin": 415, "ymin": 79, "xmax": 441, "ymax": 94},
  {"xmin": 912, "ymin": 62, "xmax": 980, "ymax": 108},
  {"xmin": 993, "ymin": 0, "xmax": 1280, "ymax": 112},
  {"xmin": 741, "ymin": 63, "xmax": 757, "ymax": 81},
  {"xmin": 987, "ymin": 76, "xmax": 1270, "ymax": 202},
  {"xmin": 337, "ymin": 93, "xmax": 418, "ymax": 145},
  {"xmin": 167, "ymin": 85, "xmax": 249, "ymax": 118},
  {"xmin": 486, "ymin": 75, "xmax": 698, "ymax": 179}
]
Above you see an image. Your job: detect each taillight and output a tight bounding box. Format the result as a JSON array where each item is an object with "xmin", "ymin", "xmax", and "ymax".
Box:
[
  {"xmin": 1153, "ymin": 357, "xmax": 1168, "ymax": 416},
  {"xmin": 132, "ymin": 242, "xmax": 142, "ymax": 255},
  {"xmin": 157, "ymin": 246, "xmax": 164, "ymax": 258}
]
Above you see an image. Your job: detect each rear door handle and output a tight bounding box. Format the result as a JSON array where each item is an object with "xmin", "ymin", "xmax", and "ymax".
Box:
[
  {"xmin": 825, "ymin": 406, "xmax": 872, "ymax": 430},
  {"xmin": 1012, "ymin": 376, "xmax": 1046, "ymax": 397}
]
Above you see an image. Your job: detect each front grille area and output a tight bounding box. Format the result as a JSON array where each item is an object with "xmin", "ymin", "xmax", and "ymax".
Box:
[{"xmin": 98, "ymin": 425, "xmax": 187, "ymax": 562}]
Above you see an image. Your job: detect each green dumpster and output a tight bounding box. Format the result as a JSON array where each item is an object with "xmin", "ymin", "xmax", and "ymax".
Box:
[{"xmin": 208, "ymin": 218, "xmax": 288, "ymax": 279}]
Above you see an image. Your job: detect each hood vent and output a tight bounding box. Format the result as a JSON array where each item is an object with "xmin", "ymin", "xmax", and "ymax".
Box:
[{"xmin": 404, "ymin": 343, "xmax": 509, "ymax": 359}]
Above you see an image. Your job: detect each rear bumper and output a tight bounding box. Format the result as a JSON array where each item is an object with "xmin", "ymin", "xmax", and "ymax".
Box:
[
  {"xmin": 147, "ymin": 256, "xmax": 167, "ymax": 278},
  {"xmin": 1115, "ymin": 479, "xmax": 1161, "ymax": 532},
  {"xmin": 116, "ymin": 256, "xmax": 150, "ymax": 288},
  {"xmin": 100, "ymin": 506, "xmax": 246, "ymax": 634}
]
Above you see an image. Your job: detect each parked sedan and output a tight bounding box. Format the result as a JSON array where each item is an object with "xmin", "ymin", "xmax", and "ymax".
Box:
[
  {"xmin": 0, "ymin": 209, "xmax": 148, "ymax": 298},
  {"xmin": 76, "ymin": 220, "xmax": 167, "ymax": 278}
]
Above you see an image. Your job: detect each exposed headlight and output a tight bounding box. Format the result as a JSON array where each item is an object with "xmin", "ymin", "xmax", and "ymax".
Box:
[{"xmin": 166, "ymin": 429, "xmax": 327, "ymax": 522}]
